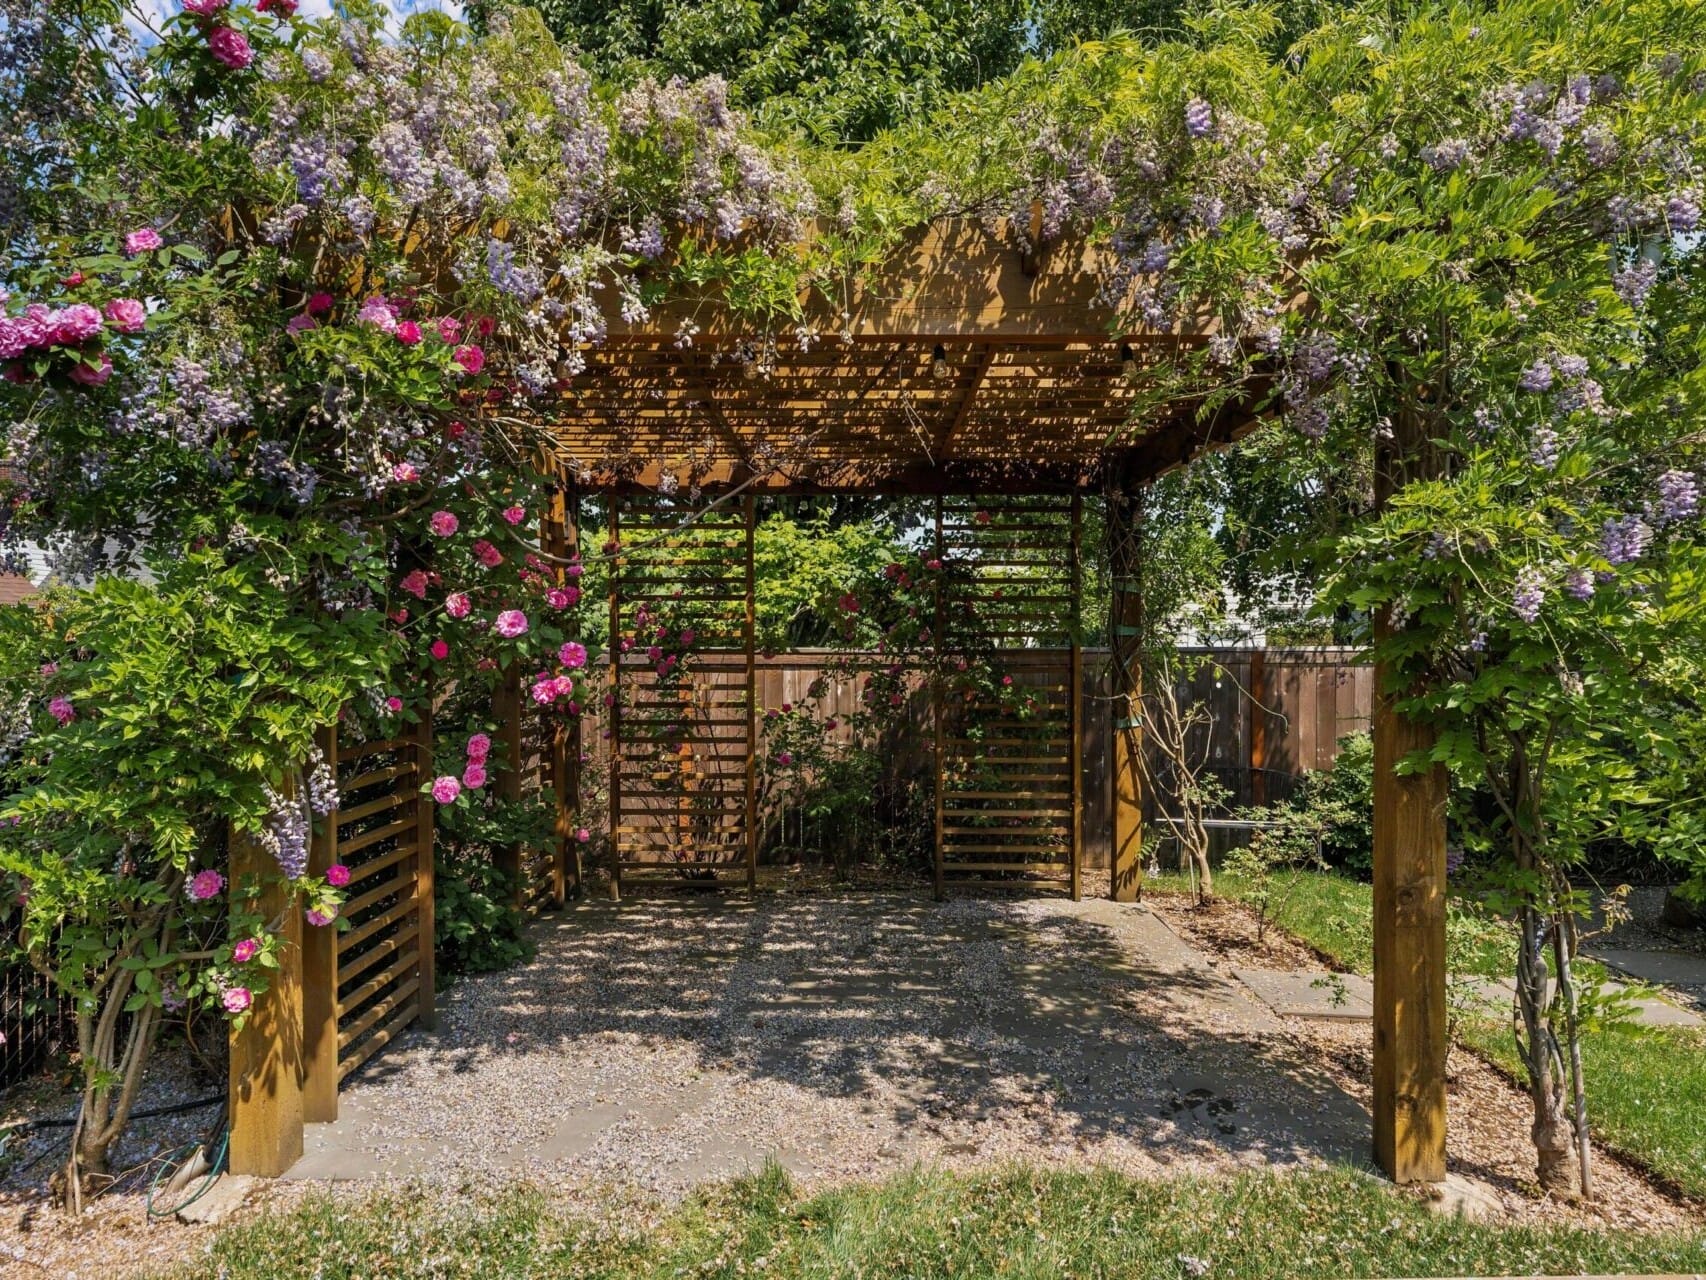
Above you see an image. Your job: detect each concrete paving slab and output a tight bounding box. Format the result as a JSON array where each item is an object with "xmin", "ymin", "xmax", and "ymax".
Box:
[
  {"xmin": 1234, "ymin": 968, "xmax": 1374, "ymax": 1020},
  {"xmin": 1586, "ymin": 946, "xmax": 1706, "ymax": 1000},
  {"xmin": 1459, "ymin": 975, "xmax": 1703, "ymax": 1028}
]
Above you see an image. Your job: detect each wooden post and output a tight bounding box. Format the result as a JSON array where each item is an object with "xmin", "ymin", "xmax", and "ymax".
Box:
[
  {"xmin": 743, "ymin": 492, "xmax": 758, "ymax": 891},
  {"xmin": 494, "ymin": 662, "xmax": 525, "ymax": 907},
  {"xmin": 1249, "ymin": 649, "xmax": 1268, "ymax": 808},
  {"xmin": 1108, "ymin": 486, "xmax": 1144, "ymax": 902},
  {"xmin": 564, "ymin": 490, "xmax": 583, "ymax": 897},
  {"xmin": 300, "ymin": 725, "xmax": 340, "ymax": 1124},
  {"xmin": 1371, "ymin": 401, "xmax": 1449, "ymax": 1184},
  {"xmin": 413, "ymin": 702, "xmax": 438, "ymax": 1031},
  {"xmin": 228, "ymin": 790, "xmax": 305, "ymax": 1177},
  {"xmin": 607, "ymin": 494, "xmax": 623, "ymax": 902},
  {"xmin": 1068, "ymin": 491, "xmax": 1084, "ymax": 902},
  {"xmin": 931, "ymin": 495, "xmax": 946, "ymax": 902},
  {"xmin": 544, "ymin": 485, "xmax": 574, "ymax": 906}
]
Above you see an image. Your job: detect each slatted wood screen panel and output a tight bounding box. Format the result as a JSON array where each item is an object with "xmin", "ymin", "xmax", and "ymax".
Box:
[
  {"xmin": 934, "ymin": 495, "xmax": 1082, "ymax": 894},
  {"xmin": 609, "ymin": 495, "xmax": 755, "ymax": 888},
  {"xmin": 330, "ymin": 722, "xmax": 433, "ymax": 1081},
  {"xmin": 517, "ymin": 705, "xmax": 559, "ymax": 913}
]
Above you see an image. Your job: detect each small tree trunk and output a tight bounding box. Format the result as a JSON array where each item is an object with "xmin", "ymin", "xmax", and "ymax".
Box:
[
  {"xmin": 1553, "ymin": 908, "xmax": 1593, "ymax": 1200},
  {"xmin": 1514, "ymin": 903, "xmax": 1574, "ymax": 1193}
]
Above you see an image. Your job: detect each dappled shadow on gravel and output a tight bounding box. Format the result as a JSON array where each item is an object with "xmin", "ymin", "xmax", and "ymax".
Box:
[{"xmin": 311, "ymin": 891, "xmax": 1370, "ymax": 1194}]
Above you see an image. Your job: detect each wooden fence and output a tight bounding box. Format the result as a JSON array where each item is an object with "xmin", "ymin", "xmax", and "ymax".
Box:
[
  {"xmin": 580, "ymin": 645, "xmax": 1372, "ymax": 872},
  {"xmin": 1, "ymin": 919, "xmax": 62, "ymax": 1088}
]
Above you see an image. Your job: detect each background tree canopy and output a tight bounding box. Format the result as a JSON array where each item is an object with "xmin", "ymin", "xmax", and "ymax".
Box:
[{"xmin": 466, "ymin": 0, "xmax": 1342, "ymax": 140}]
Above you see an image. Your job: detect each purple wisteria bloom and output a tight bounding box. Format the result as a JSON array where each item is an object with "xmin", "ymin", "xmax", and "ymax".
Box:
[{"xmin": 1513, "ymin": 566, "xmax": 1546, "ymax": 624}]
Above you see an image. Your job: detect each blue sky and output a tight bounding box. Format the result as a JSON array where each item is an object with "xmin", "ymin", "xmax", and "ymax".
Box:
[{"xmin": 130, "ymin": 0, "xmax": 465, "ymax": 37}]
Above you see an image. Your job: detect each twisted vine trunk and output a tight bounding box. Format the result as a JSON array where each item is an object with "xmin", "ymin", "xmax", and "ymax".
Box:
[
  {"xmin": 58, "ymin": 900, "xmax": 175, "ymax": 1211},
  {"xmin": 1504, "ymin": 744, "xmax": 1580, "ymax": 1195}
]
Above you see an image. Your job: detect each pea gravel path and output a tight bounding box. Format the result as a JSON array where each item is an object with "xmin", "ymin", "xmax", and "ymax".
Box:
[{"xmin": 287, "ymin": 892, "xmax": 1371, "ymax": 1194}]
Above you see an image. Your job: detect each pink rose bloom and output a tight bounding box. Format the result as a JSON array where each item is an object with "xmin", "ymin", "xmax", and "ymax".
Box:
[
  {"xmin": 40, "ymin": 662, "xmax": 58, "ymax": 677},
  {"xmin": 465, "ymin": 733, "xmax": 491, "ymax": 760},
  {"xmin": 552, "ymin": 675, "xmax": 574, "ymax": 699},
  {"xmin": 257, "ymin": 0, "xmax": 297, "ymax": 16},
  {"xmin": 566, "ymin": 561, "xmax": 584, "ymax": 578},
  {"xmin": 501, "ymin": 505, "xmax": 525, "ymax": 525},
  {"xmin": 392, "ymin": 461, "xmax": 419, "ymax": 483},
  {"xmin": 575, "ymin": 827, "xmax": 590, "ymax": 843},
  {"xmin": 530, "ymin": 676, "xmax": 557, "ymax": 705},
  {"xmin": 357, "ymin": 296, "xmax": 399, "ymax": 333},
  {"xmin": 396, "ymin": 320, "xmax": 422, "ymax": 345},
  {"xmin": 183, "ymin": 0, "xmax": 226, "ymax": 13},
  {"xmin": 306, "ymin": 291, "xmax": 334, "ymax": 315},
  {"xmin": 54, "ymin": 303, "xmax": 104, "ymax": 343},
  {"xmin": 325, "ymin": 863, "xmax": 351, "ymax": 887},
  {"xmin": 124, "ymin": 228, "xmax": 163, "ymax": 257},
  {"xmin": 222, "ymin": 987, "xmax": 252, "ymax": 1014},
  {"xmin": 472, "ymin": 540, "xmax": 502, "ymax": 568},
  {"xmin": 462, "ymin": 763, "xmax": 488, "ymax": 788},
  {"xmin": 679, "ymin": 628, "xmax": 696, "ymax": 647},
  {"xmin": 232, "ymin": 937, "xmax": 260, "ymax": 963},
  {"xmin": 103, "ymin": 297, "xmax": 146, "ymax": 333},
  {"xmin": 494, "ymin": 609, "xmax": 529, "ymax": 638},
  {"xmin": 208, "ymin": 26, "xmax": 254, "ymax": 70},
  {"xmin": 285, "ymin": 313, "xmax": 317, "ymax": 336},
  {"xmin": 188, "ymin": 869, "xmax": 225, "ymax": 901},
  {"xmin": 546, "ymin": 589, "xmax": 570, "ymax": 610},
  {"xmin": 430, "ymin": 639, "xmax": 449, "ymax": 661},
  {"xmin": 306, "ymin": 905, "xmax": 339, "ymax": 927},
  {"xmin": 48, "ymin": 695, "xmax": 75, "ymax": 725},
  {"xmin": 429, "ymin": 510, "xmax": 459, "ymax": 537},
  {"xmin": 453, "ymin": 344, "xmax": 485, "ymax": 374},
  {"xmin": 384, "ymin": 696, "xmax": 403, "ymax": 714},
  {"xmin": 399, "ymin": 569, "xmax": 430, "ymax": 599},
  {"xmin": 431, "ymin": 775, "xmax": 462, "ymax": 804},
  {"xmin": 777, "ymin": 752, "xmax": 793, "ymax": 766},
  {"xmin": 558, "ymin": 641, "xmax": 588, "ymax": 669},
  {"xmin": 436, "ymin": 316, "xmax": 462, "ymax": 343},
  {"xmin": 68, "ymin": 354, "xmax": 113, "ymax": 386},
  {"xmin": 445, "ymin": 592, "xmax": 472, "ymax": 619}
]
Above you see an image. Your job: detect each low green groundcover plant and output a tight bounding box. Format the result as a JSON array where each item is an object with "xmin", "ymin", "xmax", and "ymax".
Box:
[{"xmin": 165, "ymin": 1164, "xmax": 1705, "ymax": 1279}]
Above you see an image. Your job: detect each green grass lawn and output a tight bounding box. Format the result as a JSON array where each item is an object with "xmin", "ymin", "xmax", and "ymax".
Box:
[
  {"xmin": 1150, "ymin": 866, "xmax": 1706, "ymax": 1199},
  {"xmin": 163, "ymin": 1164, "xmax": 1706, "ymax": 1279},
  {"xmin": 1146, "ymin": 868, "xmax": 1514, "ymax": 978}
]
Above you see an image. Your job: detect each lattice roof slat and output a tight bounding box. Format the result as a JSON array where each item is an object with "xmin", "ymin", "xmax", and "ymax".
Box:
[{"xmin": 537, "ymin": 220, "xmax": 1263, "ymax": 494}]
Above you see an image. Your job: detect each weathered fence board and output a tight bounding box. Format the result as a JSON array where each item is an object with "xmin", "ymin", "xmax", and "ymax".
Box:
[{"xmin": 579, "ymin": 646, "xmax": 1371, "ymax": 873}]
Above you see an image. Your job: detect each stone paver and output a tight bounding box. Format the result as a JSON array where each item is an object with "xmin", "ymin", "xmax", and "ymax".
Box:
[
  {"xmin": 1585, "ymin": 946, "xmax": 1706, "ymax": 1012},
  {"xmin": 1459, "ymin": 975, "xmax": 1703, "ymax": 1029},
  {"xmin": 1234, "ymin": 968, "xmax": 1373, "ymax": 1021}
]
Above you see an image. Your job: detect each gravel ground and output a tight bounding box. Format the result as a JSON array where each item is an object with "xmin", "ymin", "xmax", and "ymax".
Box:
[
  {"xmin": 294, "ymin": 892, "xmax": 1370, "ymax": 1194},
  {"xmin": 4, "ymin": 887, "xmax": 1698, "ymax": 1277}
]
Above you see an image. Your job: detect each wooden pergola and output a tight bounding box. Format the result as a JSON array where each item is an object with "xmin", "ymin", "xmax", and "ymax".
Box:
[{"xmin": 230, "ymin": 219, "xmax": 1448, "ymax": 1191}]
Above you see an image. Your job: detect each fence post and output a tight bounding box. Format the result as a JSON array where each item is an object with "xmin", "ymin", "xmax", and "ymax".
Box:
[
  {"xmin": 227, "ymin": 793, "xmax": 305, "ymax": 1177},
  {"xmin": 744, "ymin": 492, "xmax": 758, "ymax": 891},
  {"xmin": 301, "ymin": 724, "xmax": 339, "ymax": 1124},
  {"xmin": 413, "ymin": 701, "xmax": 437, "ymax": 1031},
  {"xmin": 494, "ymin": 663, "xmax": 525, "ymax": 907},
  {"xmin": 1249, "ymin": 649, "xmax": 1268, "ymax": 808},
  {"xmin": 544, "ymin": 485, "xmax": 575, "ymax": 907},
  {"xmin": 607, "ymin": 494, "xmax": 623, "ymax": 901},
  {"xmin": 1069, "ymin": 491, "xmax": 1084, "ymax": 902},
  {"xmin": 1108, "ymin": 487, "xmax": 1144, "ymax": 902}
]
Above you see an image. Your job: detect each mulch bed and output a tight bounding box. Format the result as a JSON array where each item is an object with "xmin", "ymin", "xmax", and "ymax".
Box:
[{"xmin": 1144, "ymin": 888, "xmax": 1706, "ymax": 1233}]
